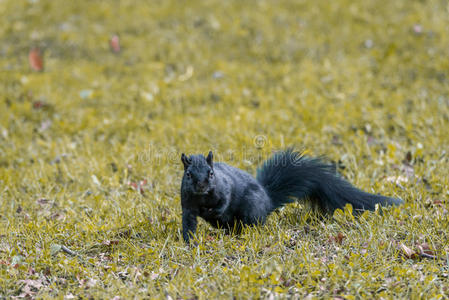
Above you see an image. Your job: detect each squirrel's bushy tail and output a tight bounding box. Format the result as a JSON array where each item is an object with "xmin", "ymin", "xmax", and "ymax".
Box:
[{"xmin": 256, "ymin": 148, "xmax": 403, "ymax": 213}]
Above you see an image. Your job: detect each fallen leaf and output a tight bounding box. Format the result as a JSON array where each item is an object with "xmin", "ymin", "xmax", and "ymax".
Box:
[
  {"xmin": 399, "ymin": 243, "xmax": 417, "ymax": 259},
  {"xmin": 32, "ymin": 101, "xmax": 46, "ymax": 109},
  {"xmin": 50, "ymin": 212, "xmax": 65, "ymax": 221},
  {"xmin": 50, "ymin": 244, "xmax": 62, "ymax": 256},
  {"xmin": 416, "ymin": 242, "xmax": 436, "ymax": 256},
  {"xmin": 336, "ymin": 232, "xmax": 345, "ymax": 244},
  {"xmin": 103, "ymin": 240, "xmax": 120, "ymax": 246},
  {"xmin": 29, "ymin": 47, "xmax": 44, "ymax": 71},
  {"xmin": 128, "ymin": 180, "xmax": 148, "ymax": 195},
  {"xmin": 329, "ymin": 232, "xmax": 345, "ymax": 245},
  {"xmin": 110, "ymin": 35, "xmax": 121, "ymax": 53},
  {"xmin": 432, "ymin": 199, "xmax": 443, "ymax": 207}
]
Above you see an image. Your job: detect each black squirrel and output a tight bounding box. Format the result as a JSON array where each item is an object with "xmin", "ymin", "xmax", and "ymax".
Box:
[{"xmin": 180, "ymin": 148, "xmax": 403, "ymax": 244}]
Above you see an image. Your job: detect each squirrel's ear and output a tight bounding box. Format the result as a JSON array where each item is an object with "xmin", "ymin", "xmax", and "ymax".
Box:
[
  {"xmin": 206, "ymin": 151, "xmax": 213, "ymax": 167},
  {"xmin": 181, "ymin": 153, "xmax": 191, "ymax": 170}
]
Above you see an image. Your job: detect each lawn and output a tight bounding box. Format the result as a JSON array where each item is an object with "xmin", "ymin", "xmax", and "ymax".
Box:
[{"xmin": 0, "ymin": 0, "xmax": 448, "ymax": 298}]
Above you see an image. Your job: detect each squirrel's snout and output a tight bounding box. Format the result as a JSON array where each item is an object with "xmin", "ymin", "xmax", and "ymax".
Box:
[
  {"xmin": 195, "ymin": 181, "xmax": 209, "ymax": 193},
  {"xmin": 197, "ymin": 182, "xmax": 208, "ymax": 189}
]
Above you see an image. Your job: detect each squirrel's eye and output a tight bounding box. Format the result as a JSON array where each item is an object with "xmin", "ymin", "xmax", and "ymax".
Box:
[
  {"xmin": 209, "ymin": 171, "xmax": 214, "ymax": 177},
  {"xmin": 185, "ymin": 171, "xmax": 191, "ymax": 178}
]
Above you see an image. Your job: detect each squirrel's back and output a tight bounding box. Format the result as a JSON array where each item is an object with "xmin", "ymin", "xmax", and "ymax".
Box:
[{"xmin": 214, "ymin": 162, "xmax": 273, "ymax": 223}]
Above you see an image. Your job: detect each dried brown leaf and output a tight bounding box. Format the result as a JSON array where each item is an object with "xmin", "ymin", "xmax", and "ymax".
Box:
[{"xmin": 399, "ymin": 243, "xmax": 417, "ymax": 259}]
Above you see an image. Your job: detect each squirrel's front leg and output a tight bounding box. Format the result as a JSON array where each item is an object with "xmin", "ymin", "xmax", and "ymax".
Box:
[{"xmin": 182, "ymin": 208, "xmax": 198, "ymax": 244}]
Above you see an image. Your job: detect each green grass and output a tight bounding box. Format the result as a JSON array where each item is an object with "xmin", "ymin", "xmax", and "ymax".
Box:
[{"xmin": 1, "ymin": 0, "xmax": 449, "ymax": 298}]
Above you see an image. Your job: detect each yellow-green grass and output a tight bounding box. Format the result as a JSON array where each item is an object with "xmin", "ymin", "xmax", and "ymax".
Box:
[{"xmin": 0, "ymin": 0, "xmax": 448, "ymax": 298}]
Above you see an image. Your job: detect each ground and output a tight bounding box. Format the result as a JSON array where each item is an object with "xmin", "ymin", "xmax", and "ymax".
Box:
[{"xmin": 0, "ymin": 0, "xmax": 448, "ymax": 298}]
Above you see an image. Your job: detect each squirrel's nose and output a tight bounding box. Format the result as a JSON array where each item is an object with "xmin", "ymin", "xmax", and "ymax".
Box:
[{"xmin": 197, "ymin": 181, "xmax": 208, "ymax": 190}]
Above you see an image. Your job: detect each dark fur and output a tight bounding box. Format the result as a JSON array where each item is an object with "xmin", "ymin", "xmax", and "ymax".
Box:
[{"xmin": 180, "ymin": 148, "xmax": 403, "ymax": 243}]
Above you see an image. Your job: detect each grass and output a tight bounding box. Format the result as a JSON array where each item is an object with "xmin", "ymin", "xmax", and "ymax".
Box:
[{"xmin": 1, "ymin": 0, "xmax": 449, "ymax": 298}]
